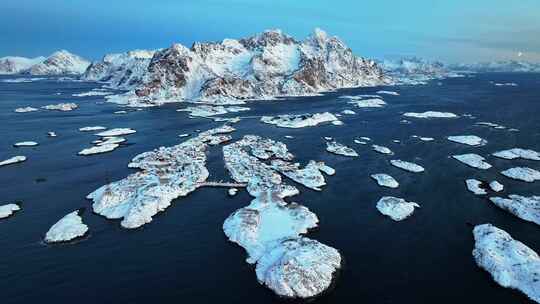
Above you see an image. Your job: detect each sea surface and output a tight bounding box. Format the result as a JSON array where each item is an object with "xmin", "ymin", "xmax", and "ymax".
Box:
[{"xmin": 1, "ymin": 74, "xmax": 539, "ymax": 303}]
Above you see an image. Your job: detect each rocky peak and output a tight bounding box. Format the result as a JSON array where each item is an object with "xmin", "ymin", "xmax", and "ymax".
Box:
[
  {"xmin": 27, "ymin": 50, "xmax": 90, "ymax": 75},
  {"xmin": 311, "ymin": 28, "xmax": 330, "ymax": 46},
  {"xmin": 240, "ymin": 29, "xmax": 297, "ymax": 50},
  {"xmin": 103, "ymin": 50, "xmax": 154, "ymax": 64},
  {"xmin": 82, "ymin": 49, "xmax": 156, "ymax": 89},
  {"xmin": 303, "ymin": 28, "xmax": 348, "ymax": 56},
  {"xmin": 110, "ymin": 29, "xmax": 388, "ymax": 106},
  {"xmin": 135, "ymin": 44, "xmax": 196, "ymax": 97},
  {"xmin": 191, "ymin": 40, "xmax": 246, "ymax": 59}
]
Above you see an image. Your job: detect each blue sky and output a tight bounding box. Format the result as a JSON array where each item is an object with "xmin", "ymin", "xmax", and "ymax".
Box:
[{"xmin": 1, "ymin": 0, "xmax": 539, "ymax": 63}]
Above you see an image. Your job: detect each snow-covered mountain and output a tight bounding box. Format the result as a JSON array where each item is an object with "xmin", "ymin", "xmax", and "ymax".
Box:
[
  {"xmin": 26, "ymin": 50, "xmax": 90, "ymax": 75},
  {"xmin": 0, "ymin": 56, "xmax": 46, "ymax": 74},
  {"xmin": 380, "ymin": 57, "xmax": 458, "ymax": 84},
  {"xmin": 82, "ymin": 50, "xmax": 155, "ymax": 89},
  {"xmin": 108, "ymin": 28, "xmax": 388, "ymax": 107},
  {"xmin": 450, "ymin": 60, "xmax": 540, "ymax": 73}
]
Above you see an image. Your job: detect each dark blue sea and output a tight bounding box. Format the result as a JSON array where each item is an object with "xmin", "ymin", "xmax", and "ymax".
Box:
[{"xmin": 1, "ymin": 73, "xmax": 539, "ymax": 303}]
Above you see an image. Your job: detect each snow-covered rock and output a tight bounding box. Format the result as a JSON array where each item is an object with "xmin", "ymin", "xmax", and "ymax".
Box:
[
  {"xmin": 224, "ymin": 135, "xmax": 334, "ymax": 194},
  {"xmin": 403, "ymin": 111, "xmax": 458, "ymax": 119},
  {"xmin": 97, "ymin": 137, "xmax": 126, "ymax": 146},
  {"xmin": 73, "ymin": 90, "xmax": 113, "ymax": 97},
  {"xmin": 0, "ymin": 156, "xmax": 26, "ymax": 167},
  {"xmin": 326, "ymin": 141, "xmax": 358, "ymax": 157},
  {"xmin": 82, "ymin": 50, "xmax": 156, "ymax": 89},
  {"xmin": 13, "ymin": 141, "xmax": 38, "ymax": 147},
  {"xmin": 223, "ymin": 192, "xmax": 319, "ymax": 264},
  {"xmin": 341, "ymin": 109, "xmax": 356, "ymax": 115},
  {"xmin": 489, "ymin": 181, "xmax": 504, "ymax": 192},
  {"xmin": 44, "ymin": 210, "xmax": 88, "ymax": 243},
  {"xmin": 26, "ymin": 50, "xmax": 90, "ymax": 75},
  {"xmin": 376, "ymin": 196, "xmax": 419, "ymax": 221},
  {"xmin": 87, "ymin": 126, "xmax": 235, "ymax": 229},
  {"xmin": 347, "ymin": 98, "xmax": 386, "ymax": 108},
  {"xmin": 222, "ymin": 135, "xmax": 341, "ymax": 298},
  {"xmin": 501, "ymin": 167, "xmax": 540, "ymax": 182},
  {"xmin": 372, "ymin": 144, "xmax": 393, "ymax": 155},
  {"xmin": 14, "ymin": 106, "xmax": 39, "ymax": 113},
  {"xmin": 271, "ymin": 160, "xmax": 334, "ymax": 191},
  {"xmin": 228, "ymin": 188, "xmax": 238, "ymax": 196},
  {"xmin": 452, "ymin": 154, "xmax": 492, "ymax": 170},
  {"xmin": 447, "ymin": 135, "xmax": 487, "ymax": 146},
  {"xmin": 0, "ymin": 56, "xmax": 45, "ymax": 74},
  {"xmin": 0, "ymin": 203, "xmax": 21, "ymax": 219},
  {"xmin": 412, "ymin": 135, "xmax": 435, "ymax": 142},
  {"xmin": 213, "ymin": 116, "xmax": 241, "ymax": 123},
  {"xmin": 79, "ymin": 126, "xmax": 107, "ymax": 132},
  {"xmin": 95, "ymin": 128, "xmax": 136, "ymax": 137},
  {"xmin": 376, "ymin": 90, "xmax": 399, "ymax": 96},
  {"xmin": 371, "ymin": 174, "xmax": 399, "ymax": 188},
  {"xmin": 466, "ymin": 179, "xmax": 487, "ymax": 195},
  {"xmin": 178, "ymin": 105, "xmax": 249, "ymax": 118},
  {"xmin": 255, "ymin": 237, "xmax": 341, "ymax": 298},
  {"xmin": 340, "ymin": 94, "xmax": 381, "ymax": 100},
  {"xmin": 78, "ymin": 144, "xmax": 119, "ymax": 156},
  {"xmin": 489, "ymin": 195, "xmax": 540, "ymax": 226},
  {"xmin": 261, "ymin": 112, "xmax": 339, "ymax": 128},
  {"xmin": 42, "ymin": 103, "xmax": 78, "ymax": 111},
  {"xmin": 476, "ymin": 121, "xmax": 507, "ymax": 129},
  {"xmin": 498, "ymin": 83, "xmax": 520, "ymax": 87},
  {"xmin": 492, "ymin": 148, "xmax": 540, "ymax": 161},
  {"xmin": 390, "ymin": 159, "xmax": 425, "ymax": 173},
  {"xmin": 472, "ymin": 224, "xmax": 540, "ymax": 303},
  {"xmin": 108, "ymin": 28, "xmax": 387, "ymax": 107}
]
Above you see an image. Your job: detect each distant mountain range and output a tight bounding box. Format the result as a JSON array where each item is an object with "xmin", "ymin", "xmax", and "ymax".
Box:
[
  {"xmin": 0, "ymin": 56, "xmax": 46, "ymax": 74},
  {"xmin": 449, "ymin": 60, "xmax": 540, "ymax": 73},
  {"xmin": 378, "ymin": 57, "xmax": 460, "ymax": 85},
  {"xmin": 0, "ymin": 50, "xmax": 90, "ymax": 76},
  {"xmin": 2, "ymin": 31, "xmax": 539, "ymax": 104}
]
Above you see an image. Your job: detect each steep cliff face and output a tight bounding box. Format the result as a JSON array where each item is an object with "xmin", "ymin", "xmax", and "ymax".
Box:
[
  {"xmin": 0, "ymin": 56, "xmax": 45, "ymax": 74},
  {"xmin": 26, "ymin": 50, "xmax": 90, "ymax": 75},
  {"xmin": 82, "ymin": 50, "xmax": 155, "ymax": 89},
  {"xmin": 110, "ymin": 29, "xmax": 387, "ymax": 106}
]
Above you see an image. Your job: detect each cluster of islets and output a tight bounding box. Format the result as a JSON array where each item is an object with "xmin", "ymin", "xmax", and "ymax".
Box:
[
  {"xmin": 15, "ymin": 102, "xmax": 78, "ymax": 113},
  {"xmin": 78, "ymin": 127, "xmax": 136, "ymax": 156},
  {"xmin": 441, "ymin": 136, "xmax": 539, "ymax": 302},
  {"xmin": 222, "ymin": 135, "xmax": 341, "ymax": 298},
  {"xmin": 0, "ymin": 126, "xmax": 137, "ymax": 169},
  {"xmin": 254, "ymin": 104, "xmax": 540, "ymax": 301},
  {"xmin": 4, "ymin": 86, "xmax": 540, "ymax": 302}
]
